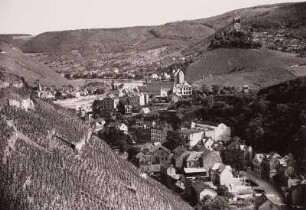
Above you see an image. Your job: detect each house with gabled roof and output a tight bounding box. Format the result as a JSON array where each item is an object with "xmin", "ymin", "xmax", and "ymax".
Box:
[
  {"xmin": 172, "ymin": 146, "xmax": 191, "ymax": 171},
  {"xmin": 211, "ymin": 163, "xmax": 234, "ymax": 188},
  {"xmin": 135, "ymin": 145, "xmax": 172, "ymax": 174},
  {"xmin": 179, "ymin": 128, "xmax": 204, "ymax": 148},
  {"xmin": 186, "ymin": 152, "xmax": 204, "ymax": 168},
  {"xmin": 201, "ymin": 149, "xmax": 222, "ymax": 171}
]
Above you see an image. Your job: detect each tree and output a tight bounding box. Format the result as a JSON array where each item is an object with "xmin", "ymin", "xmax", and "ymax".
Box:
[
  {"xmin": 117, "ymin": 101, "xmax": 126, "ymax": 115},
  {"xmin": 163, "ymin": 131, "xmax": 186, "ymax": 151}
]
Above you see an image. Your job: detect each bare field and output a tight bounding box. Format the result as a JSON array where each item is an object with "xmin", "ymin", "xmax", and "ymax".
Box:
[{"xmin": 54, "ymin": 94, "xmax": 105, "ymax": 110}]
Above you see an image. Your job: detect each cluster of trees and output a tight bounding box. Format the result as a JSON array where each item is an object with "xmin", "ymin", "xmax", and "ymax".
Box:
[
  {"xmin": 163, "ymin": 130, "xmax": 186, "ymax": 151},
  {"xmin": 211, "ymin": 26, "xmax": 262, "ymax": 49},
  {"xmin": 99, "ymin": 125, "xmax": 133, "ymax": 152},
  {"xmin": 191, "ymin": 77, "xmax": 306, "ymax": 169}
]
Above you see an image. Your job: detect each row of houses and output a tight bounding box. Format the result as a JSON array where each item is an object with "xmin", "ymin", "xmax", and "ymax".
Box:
[
  {"xmin": 130, "ymin": 117, "xmax": 232, "ymax": 148},
  {"xmin": 92, "ymin": 92, "xmax": 150, "ymax": 116},
  {"xmin": 221, "ymin": 139, "xmax": 306, "ymax": 209},
  {"xmin": 133, "ymin": 140, "xmax": 256, "ymax": 206}
]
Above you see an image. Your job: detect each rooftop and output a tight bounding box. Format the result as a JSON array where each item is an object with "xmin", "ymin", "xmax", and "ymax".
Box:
[
  {"xmin": 180, "ymin": 128, "xmax": 204, "ymax": 135},
  {"xmin": 191, "ymin": 180, "xmax": 214, "ymax": 194},
  {"xmin": 186, "ymin": 152, "xmax": 204, "ymax": 162},
  {"xmin": 184, "ymin": 168, "xmax": 207, "ymax": 174}
]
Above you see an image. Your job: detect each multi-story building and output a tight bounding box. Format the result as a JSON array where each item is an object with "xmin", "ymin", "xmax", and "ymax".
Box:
[
  {"xmin": 191, "ymin": 121, "xmax": 231, "ymax": 141},
  {"xmin": 136, "ymin": 145, "xmax": 172, "ymax": 173},
  {"xmin": 93, "ymin": 96, "xmax": 119, "ymax": 112},
  {"xmin": 150, "ymin": 121, "xmax": 172, "ymax": 143},
  {"xmin": 179, "ymin": 129, "xmax": 204, "ymax": 148}
]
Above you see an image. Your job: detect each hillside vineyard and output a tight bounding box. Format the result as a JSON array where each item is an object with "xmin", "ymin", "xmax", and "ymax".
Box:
[
  {"xmin": 0, "ymin": 89, "xmax": 192, "ymax": 209},
  {"xmin": 0, "ymin": 1, "xmax": 306, "ymax": 210}
]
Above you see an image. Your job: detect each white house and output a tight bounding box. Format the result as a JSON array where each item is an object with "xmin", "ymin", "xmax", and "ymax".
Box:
[
  {"xmin": 116, "ymin": 123, "xmax": 128, "ymax": 134},
  {"xmin": 140, "ymin": 107, "xmax": 150, "ymax": 115},
  {"xmin": 211, "ymin": 163, "xmax": 235, "ymax": 188},
  {"xmin": 139, "ymin": 93, "xmax": 149, "ymax": 106},
  {"xmin": 173, "ymin": 82, "xmax": 193, "ymax": 97},
  {"xmin": 151, "ymin": 74, "xmax": 159, "ymax": 80},
  {"xmin": 179, "ymin": 129, "xmax": 204, "ymax": 147},
  {"xmin": 8, "ymin": 98, "xmax": 35, "ymax": 112},
  {"xmin": 203, "ymin": 138, "xmax": 214, "ymax": 151},
  {"xmin": 191, "ymin": 121, "xmax": 231, "ymax": 141}
]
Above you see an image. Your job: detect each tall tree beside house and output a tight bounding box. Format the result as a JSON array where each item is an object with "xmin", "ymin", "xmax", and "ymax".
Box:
[
  {"xmin": 117, "ymin": 100, "xmax": 127, "ymax": 115},
  {"xmin": 160, "ymin": 112, "xmax": 182, "ymax": 130},
  {"xmin": 163, "ymin": 130, "xmax": 186, "ymax": 151}
]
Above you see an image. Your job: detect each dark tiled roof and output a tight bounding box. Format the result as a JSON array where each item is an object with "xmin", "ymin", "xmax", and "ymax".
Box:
[{"xmin": 194, "ymin": 120, "xmax": 222, "ymax": 127}]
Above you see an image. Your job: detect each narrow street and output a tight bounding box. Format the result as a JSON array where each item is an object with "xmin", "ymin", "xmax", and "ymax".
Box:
[{"xmin": 240, "ymin": 171, "xmax": 286, "ymax": 205}]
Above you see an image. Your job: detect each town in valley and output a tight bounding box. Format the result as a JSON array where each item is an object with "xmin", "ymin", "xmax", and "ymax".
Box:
[{"xmin": 0, "ymin": 1, "xmax": 305, "ymax": 209}]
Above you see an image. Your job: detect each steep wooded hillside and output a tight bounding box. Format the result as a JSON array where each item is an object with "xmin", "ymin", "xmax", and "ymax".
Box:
[{"xmin": 0, "ymin": 82, "xmax": 192, "ymax": 209}]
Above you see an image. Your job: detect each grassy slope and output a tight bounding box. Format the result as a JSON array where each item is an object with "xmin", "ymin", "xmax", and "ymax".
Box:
[
  {"xmin": 187, "ymin": 48, "xmax": 306, "ymax": 87},
  {"xmin": 0, "ymin": 41, "xmax": 69, "ymax": 87},
  {"xmin": 0, "ymin": 87, "xmax": 192, "ymax": 209}
]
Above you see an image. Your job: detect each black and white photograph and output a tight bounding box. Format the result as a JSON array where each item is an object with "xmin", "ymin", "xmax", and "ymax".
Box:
[{"xmin": 0, "ymin": 0, "xmax": 306, "ymax": 209}]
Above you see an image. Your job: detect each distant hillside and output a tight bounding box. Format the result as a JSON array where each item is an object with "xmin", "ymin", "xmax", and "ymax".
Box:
[
  {"xmin": 0, "ymin": 34, "xmax": 33, "ymax": 48},
  {"xmin": 0, "ymin": 85, "xmax": 192, "ymax": 209},
  {"xmin": 195, "ymin": 2, "xmax": 306, "ymax": 31},
  {"xmin": 0, "ymin": 41, "xmax": 69, "ymax": 87},
  {"xmin": 183, "ymin": 2, "xmax": 306, "ymax": 55},
  {"xmin": 187, "ymin": 48, "xmax": 306, "ymax": 87},
  {"xmin": 19, "ymin": 2, "xmax": 306, "ymax": 83},
  {"xmin": 21, "ymin": 24, "xmax": 215, "ymax": 77}
]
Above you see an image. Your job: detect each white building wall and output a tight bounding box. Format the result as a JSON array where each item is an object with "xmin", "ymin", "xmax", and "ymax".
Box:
[{"xmin": 220, "ymin": 167, "xmax": 234, "ymax": 187}]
